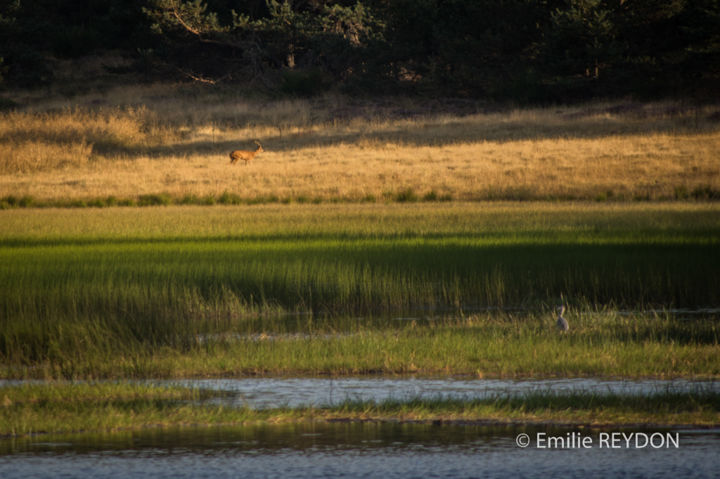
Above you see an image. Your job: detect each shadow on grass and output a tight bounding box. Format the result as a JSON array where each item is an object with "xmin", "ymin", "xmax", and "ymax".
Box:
[
  {"xmin": 92, "ymin": 115, "xmax": 720, "ymax": 158},
  {"xmin": 4, "ymin": 102, "xmax": 720, "ymax": 160},
  {"xmin": 2, "ymin": 237, "xmax": 719, "ymax": 313}
]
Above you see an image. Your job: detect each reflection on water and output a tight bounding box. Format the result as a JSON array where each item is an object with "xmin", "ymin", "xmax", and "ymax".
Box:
[
  {"xmin": 1, "ymin": 423, "xmax": 718, "ymax": 478},
  {"xmin": 166, "ymin": 377, "xmax": 720, "ymax": 409}
]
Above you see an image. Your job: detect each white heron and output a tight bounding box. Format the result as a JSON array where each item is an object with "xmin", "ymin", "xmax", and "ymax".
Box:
[{"xmin": 556, "ymin": 305, "xmax": 569, "ymax": 332}]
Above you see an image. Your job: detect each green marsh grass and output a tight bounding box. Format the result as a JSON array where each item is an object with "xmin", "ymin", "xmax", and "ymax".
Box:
[
  {"xmin": 94, "ymin": 312, "xmax": 718, "ymax": 380},
  {"xmin": 1, "ymin": 203, "xmax": 718, "ymax": 378},
  {"xmin": 329, "ymin": 390, "xmax": 720, "ymax": 426},
  {"xmin": 1, "ymin": 382, "xmax": 718, "ymax": 436},
  {"xmin": 0, "ymin": 382, "xmax": 256, "ymax": 436}
]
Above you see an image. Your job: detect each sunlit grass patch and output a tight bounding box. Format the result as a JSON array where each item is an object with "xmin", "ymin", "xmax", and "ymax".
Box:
[
  {"xmin": 0, "ymin": 107, "xmax": 177, "ymax": 174},
  {"xmin": 1, "ymin": 88, "xmax": 719, "ymax": 202}
]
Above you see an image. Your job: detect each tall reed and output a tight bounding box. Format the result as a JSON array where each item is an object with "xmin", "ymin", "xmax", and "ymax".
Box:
[{"xmin": 1, "ymin": 203, "xmax": 718, "ymax": 376}]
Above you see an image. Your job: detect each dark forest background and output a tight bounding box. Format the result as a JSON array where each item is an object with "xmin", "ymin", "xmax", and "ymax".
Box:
[{"xmin": 1, "ymin": 0, "xmax": 718, "ymax": 102}]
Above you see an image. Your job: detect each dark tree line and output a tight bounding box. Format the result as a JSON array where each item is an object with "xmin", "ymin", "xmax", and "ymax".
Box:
[{"xmin": 1, "ymin": 0, "xmax": 719, "ymax": 101}]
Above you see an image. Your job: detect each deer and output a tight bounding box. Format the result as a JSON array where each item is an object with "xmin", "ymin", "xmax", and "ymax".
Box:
[{"xmin": 229, "ymin": 140, "xmax": 264, "ymax": 165}]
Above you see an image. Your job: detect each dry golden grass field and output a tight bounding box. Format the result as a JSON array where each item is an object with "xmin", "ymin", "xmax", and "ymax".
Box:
[{"xmin": 1, "ymin": 84, "xmax": 719, "ymax": 204}]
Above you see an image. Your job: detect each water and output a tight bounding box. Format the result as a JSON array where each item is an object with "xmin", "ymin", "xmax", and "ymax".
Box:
[
  {"xmin": 5, "ymin": 377, "xmax": 714, "ymax": 411},
  {"xmin": 1, "ymin": 423, "xmax": 718, "ymax": 478},
  {"xmin": 164, "ymin": 377, "xmax": 720, "ymax": 409},
  {"xmin": 4, "ymin": 285, "xmax": 718, "ymax": 479},
  {"xmin": 2, "ymin": 378, "xmax": 718, "ymax": 477}
]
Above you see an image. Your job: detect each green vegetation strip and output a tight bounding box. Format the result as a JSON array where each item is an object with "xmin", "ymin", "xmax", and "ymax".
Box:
[
  {"xmin": 1, "ymin": 203, "xmax": 718, "ymax": 379},
  {"xmin": 2, "ymin": 313, "xmax": 719, "ymax": 380},
  {"xmin": 1, "ymin": 383, "xmax": 718, "ymax": 437},
  {"xmin": 0, "ymin": 383, "xmax": 261, "ymax": 437},
  {"xmin": 3, "ymin": 192, "xmax": 450, "ymax": 209},
  {"xmin": 3, "ymin": 185, "xmax": 718, "ymax": 209}
]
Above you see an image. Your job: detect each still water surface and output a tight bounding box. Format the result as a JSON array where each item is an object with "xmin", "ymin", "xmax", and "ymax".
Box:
[
  {"xmin": 2, "ymin": 378, "xmax": 718, "ymax": 478},
  {"xmin": 1, "ymin": 423, "xmax": 718, "ymax": 478}
]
